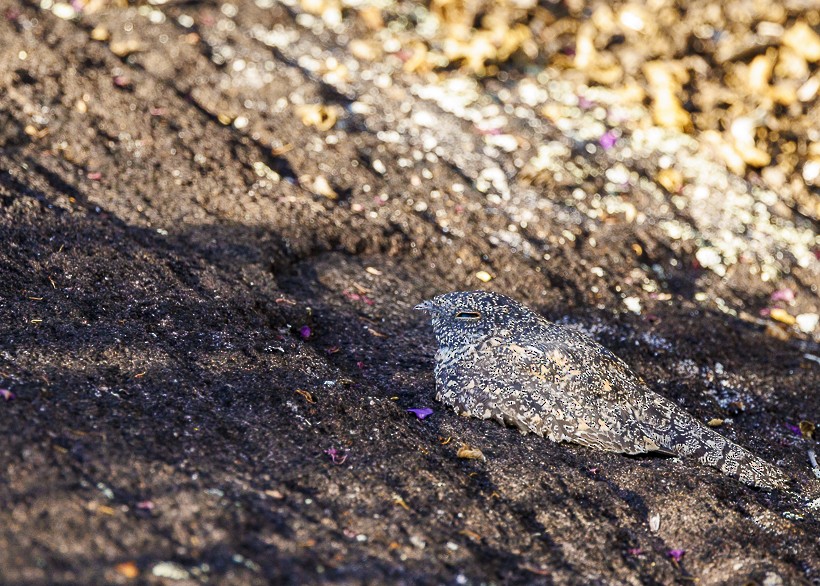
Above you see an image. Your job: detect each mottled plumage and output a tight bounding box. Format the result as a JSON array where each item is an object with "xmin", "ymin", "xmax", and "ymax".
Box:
[{"xmin": 416, "ymin": 291, "xmax": 789, "ymax": 489}]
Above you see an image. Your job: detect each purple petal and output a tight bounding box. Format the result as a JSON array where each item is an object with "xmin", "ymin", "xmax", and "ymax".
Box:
[
  {"xmin": 299, "ymin": 325, "xmax": 311, "ymax": 339},
  {"xmin": 787, "ymin": 424, "xmax": 802, "ymax": 436},
  {"xmin": 324, "ymin": 447, "xmax": 347, "ymax": 464},
  {"xmin": 0, "ymin": 389, "xmax": 14, "ymax": 401},
  {"xmin": 407, "ymin": 408, "xmax": 434, "ymax": 420},
  {"xmin": 668, "ymin": 549, "xmax": 685, "ymax": 562},
  {"xmin": 599, "ymin": 130, "xmax": 618, "ymax": 150}
]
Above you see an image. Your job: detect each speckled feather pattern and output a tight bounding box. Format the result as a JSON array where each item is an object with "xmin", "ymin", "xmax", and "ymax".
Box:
[{"xmin": 417, "ymin": 291, "xmax": 789, "ymax": 489}]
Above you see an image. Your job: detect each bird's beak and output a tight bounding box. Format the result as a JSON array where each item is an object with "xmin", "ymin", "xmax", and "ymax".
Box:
[{"xmin": 414, "ymin": 300, "xmax": 437, "ymax": 313}]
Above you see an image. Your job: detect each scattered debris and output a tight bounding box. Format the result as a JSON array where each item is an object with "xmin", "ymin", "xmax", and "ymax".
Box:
[
  {"xmin": 324, "ymin": 447, "xmax": 348, "ymax": 465},
  {"xmin": 365, "ymin": 327, "xmax": 386, "ymax": 338},
  {"xmin": 114, "ymin": 561, "xmax": 139, "ymax": 579},
  {"xmin": 769, "ymin": 308, "xmax": 796, "ymax": 326},
  {"xmin": 786, "ymin": 424, "xmax": 802, "ymax": 437},
  {"xmin": 309, "ymin": 175, "xmax": 338, "ymax": 200},
  {"xmin": 795, "ymin": 313, "xmax": 819, "ymax": 334},
  {"xmin": 459, "ymin": 529, "xmax": 481, "ymax": 541},
  {"xmin": 521, "ymin": 563, "xmax": 551, "ymax": 575},
  {"xmin": 457, "ymin": 443, "xmax": 485, "ymax": 460},
  {"xmin": 623, "ymin": 296, "xmax": 642, "ymax": 314},
  {"xmin": 296, "ymin": 104, "xmax": 339, "ymax": 131},
  {"xmin": 808, "ymin": 448, "xmax": 820, "ymax": 479},
  {"xmin": 343, "ymin": 290, "xmax": 375, "ymax": 305},
  {"xmin": 295, "ymin": 389, "xmax": 316, "ymax": 404},
  {"xmin": 599, "ymin": 130, "xmax": 618, "ymax": 150},
  {"xmin": 151, "ymin": 562, "xmax": 189, "ymax": 581},
  {"xmin": 770, "ymin": 288, "xmax": 795, "ymax": 303}
]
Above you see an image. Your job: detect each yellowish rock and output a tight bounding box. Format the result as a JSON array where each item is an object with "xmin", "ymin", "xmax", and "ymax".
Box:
[
  {"xmin": 770, "ymin": 307, "xmax": 796, "ymax": 326},
  {"xmin": 90, "ymin": 26, "xmax": 110, "ymax": 42},
  {"xmin": 656, "ymin": 168, "xmax": 683, "ymax": 193},
  {"xmin": 643, "ymin": 61, "xmax": 691, "ymax": 132},
  {"xmin": 296, "ymin": 104, "xmax": 339, "ymax": 131},
  {"xmin": 783, "ymin": 22, "xmax": 820, "ymax": 63},
  {"xmin": 457, "ymin": 443, "xmax": 485, "ymax": 460}
]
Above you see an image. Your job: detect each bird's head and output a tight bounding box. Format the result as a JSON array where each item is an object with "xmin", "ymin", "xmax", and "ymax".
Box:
[{"xmin": 415, "ymin": 290, "xmax": 539, "ymax": 348}]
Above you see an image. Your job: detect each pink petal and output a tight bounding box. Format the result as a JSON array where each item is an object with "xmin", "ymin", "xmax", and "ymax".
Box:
[{"xmin": 771, "ymin": 288, "xmax": 795, "ymax": 303}]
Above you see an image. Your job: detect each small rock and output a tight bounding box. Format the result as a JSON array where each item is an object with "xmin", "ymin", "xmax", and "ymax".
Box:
[
  {"xmin": 110, "ymin": 39, "xmax": 144, "ymax": 57},
  {"xmin": 457, "ymin": 444, "xmax": 485, "ymax": 460},
  {"xmin": 795, "ymin": 313, "xmax": 818, "ymax": 334},
  {"xmin": 51, "ymin": 2, "xmax": 76, "ymax": 19},
  {"xmin": 151, "ymin": 562, "xmax": 189, "ymax": 580},
  {"xmin": 311, "ymin": 176, "xmax": 337, "ymax": 200},
  {"xmin": 763, "ymin": 571, "xmax": 785, "ymax": 586},
  {"xmin": 90, "ymin": 26, "xmax": 110, "ymax": 42},
  {"xmin": 695, "ymin": 246, "xmax": 722, "ymax": 271},
  {"xmin": 783, "ymin": 22, "xmax": 820, "ymax": 62},
  {"xmin": 115, "ymin": 561, "xmax": 139, "ymax": 579},
  {"xmin": 770, "ymin": 308, "xmax": 796, "ymax": 326},
  {"xmin": 765, "ymin": 323, "xmax": 791, "ymax": 341},
  {"xmin": 623, "ymin": 296, "xmax": 642, "ymax": 314},
  {"xmin": 409, "ymin": 535, "xmax": 426, "ymax": 549}
]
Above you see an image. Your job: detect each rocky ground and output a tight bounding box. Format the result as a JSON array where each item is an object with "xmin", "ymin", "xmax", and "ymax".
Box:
[{"xmin": 1, "ymin": 0, "xmax": 819, "ymax": 584}]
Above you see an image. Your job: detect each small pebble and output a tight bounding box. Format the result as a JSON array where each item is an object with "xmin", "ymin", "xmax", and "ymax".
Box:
[
  {"xmin": 796, "ymin": 313, "xmax": 818, "ymax": 334},
  {"xmin": 151, "ymin": 562, "xmax": 189, "ymax": 580}
]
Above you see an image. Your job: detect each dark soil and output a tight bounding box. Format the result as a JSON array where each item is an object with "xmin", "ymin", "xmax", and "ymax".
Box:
[{"xmin": 1, "ymin": 0, "xmax": 819, "ymax": 584}]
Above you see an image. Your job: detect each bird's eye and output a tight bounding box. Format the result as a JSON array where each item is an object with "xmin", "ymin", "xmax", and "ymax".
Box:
[{"xmin": 454, "ymin": 311, "xmax": 481, "ymax": 320}]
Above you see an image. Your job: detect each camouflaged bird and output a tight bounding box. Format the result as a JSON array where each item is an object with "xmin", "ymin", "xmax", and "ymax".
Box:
[{"xmin": 416, "ymin": 291, "xmax": 790, "ymax": 489}]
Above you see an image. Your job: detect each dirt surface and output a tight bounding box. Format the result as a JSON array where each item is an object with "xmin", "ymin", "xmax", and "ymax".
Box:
[{"xmin": 1, "ymin": 0, "xmax": 819, "ymax": 584}]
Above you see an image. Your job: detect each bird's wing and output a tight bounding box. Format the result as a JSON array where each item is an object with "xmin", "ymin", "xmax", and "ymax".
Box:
[
  {"xmin": 457, "ymin": 331, "xmax": 674, "ymax": 455},
  {"xmin": 529, "ymin": 328, "xmax": 683, "ymax": 454}
]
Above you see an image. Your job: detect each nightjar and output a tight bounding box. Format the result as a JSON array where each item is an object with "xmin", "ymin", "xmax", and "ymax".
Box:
[{"xmin": 416, "ymin": 291, "xmax": 790, "ymax": 489}]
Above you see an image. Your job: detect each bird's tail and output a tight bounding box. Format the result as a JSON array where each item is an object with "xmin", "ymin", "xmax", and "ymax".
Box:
[{"xmin": 670, "ymin": 423, "xmax": 790, "ymax": 490}]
